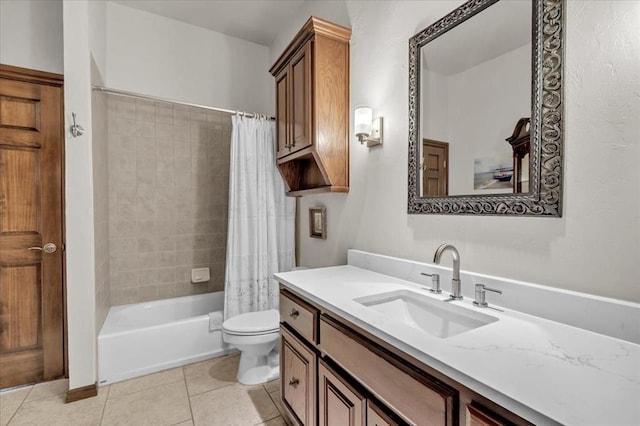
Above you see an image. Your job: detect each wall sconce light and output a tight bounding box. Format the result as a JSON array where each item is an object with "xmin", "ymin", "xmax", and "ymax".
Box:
[{"xmin": 354, "ymin": 106, "xmax": 383, "ymax": 147}]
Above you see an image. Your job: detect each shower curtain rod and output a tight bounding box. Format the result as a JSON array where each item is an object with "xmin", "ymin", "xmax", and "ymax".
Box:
[{"xmin": 91, "ymin": 85, "xmax": 275, "ymax": 120}]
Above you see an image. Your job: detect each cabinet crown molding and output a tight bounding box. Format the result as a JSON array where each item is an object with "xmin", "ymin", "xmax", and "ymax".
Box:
[{"xmin": 269, "ymin": 16, "xmax": 351, "ymax": 76}]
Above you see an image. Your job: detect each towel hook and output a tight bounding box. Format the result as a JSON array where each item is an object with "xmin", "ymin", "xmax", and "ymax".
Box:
[{"xmin": 70, "ymin": 112, "xmax": 85, "ymax": 137}]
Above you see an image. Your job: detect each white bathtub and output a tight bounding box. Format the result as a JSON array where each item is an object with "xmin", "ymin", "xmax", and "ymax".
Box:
[{"xmin": 98, "ymin": 291, "xmax": 235, "ymax": 384}]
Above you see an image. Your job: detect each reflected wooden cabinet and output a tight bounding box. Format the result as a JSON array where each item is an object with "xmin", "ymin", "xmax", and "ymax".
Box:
[{"xmin": 270, "ymin": 17, "xmax": 351, "ymax": 196}]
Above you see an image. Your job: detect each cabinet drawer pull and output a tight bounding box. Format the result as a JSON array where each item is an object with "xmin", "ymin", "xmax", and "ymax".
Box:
[
  {"xmin": 288, "ymin": 377, "xmax": 299, "ymax": 388},
  {"xmin": 289, "ymin": 308, "xmax": 300, "ymax": 319}
]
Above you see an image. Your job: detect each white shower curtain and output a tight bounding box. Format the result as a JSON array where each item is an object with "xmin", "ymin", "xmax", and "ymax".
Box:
[{"xmin": 224, "ymin": 115, "xmax": 296, "ymax": 320}]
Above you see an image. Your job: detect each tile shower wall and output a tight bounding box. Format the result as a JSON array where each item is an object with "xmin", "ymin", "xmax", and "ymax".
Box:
[{"xmin": 107, "ymin": 94, "xmax": 231, "ymax": 305}]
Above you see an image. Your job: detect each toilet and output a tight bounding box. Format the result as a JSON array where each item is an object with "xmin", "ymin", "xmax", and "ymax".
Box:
[{"xmin": 222, "ymin": 309, "xmax": 280, "ymax": 385}]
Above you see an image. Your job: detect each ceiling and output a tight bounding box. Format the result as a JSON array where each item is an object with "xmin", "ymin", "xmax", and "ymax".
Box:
[
  {"xmin": 422, "ymin": 0, "xmax": 532, "ymax": 76},
  {"xmin": 112, "ymin": 0, "xmax": 307, "ymax": 46}
]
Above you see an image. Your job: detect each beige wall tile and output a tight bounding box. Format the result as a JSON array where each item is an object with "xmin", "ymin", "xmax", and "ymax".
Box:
[
  {"xmin": 154, "ymin": 102, "xmax": 173, "ymax": 124},
  {"xmin": 108, "ymin": 98, "xmax": 229, "ymax": 305},
  {"xmin": 114, "ymin": 117, "xmax": 136, "ymax": 135},
  {"xmin": 135, "ymin": 99, "xmax": 155, "ymax": 122},
  {"xmin": 113, "ymin": 96, "xmax": 135, "ymax": 118},
  {"xmin": 138, "ymin": 285, "xmax": 159, "ymax": 302},
  {"xmin": 157, "ymin": 267, "xmax": 176, "ymax": 283},
  {"xmin": 157, "ymin": 283, "xmax": 177, "ymax": 299},
  {"xmin": 137, "ymin": 269, "xmax": 159, "ymax": 286}
]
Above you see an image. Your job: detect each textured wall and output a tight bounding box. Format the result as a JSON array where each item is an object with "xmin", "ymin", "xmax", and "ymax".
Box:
[
  {"xmin": 105, "ymin": 2, "xmax": 273, "ymax": 116},
  {"xmin": 107, "ymin": 94, "xmax": 231, "ymax": 305},
  {"xmin": 93, "ymin": 89, "xmax": 110, "ymax": 330},
  {"xmin": 277, "ymin": 1, "xmax": 640, "ymax": 302},
  {"xmin": 0, "ymin": 0, "xmax": 63, "ymax": 74}
]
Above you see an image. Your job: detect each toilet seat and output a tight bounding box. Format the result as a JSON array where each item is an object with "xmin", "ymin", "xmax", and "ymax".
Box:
[{"xmin": 222, "ymin": 309, "xmax": 279, "ymax": 336}]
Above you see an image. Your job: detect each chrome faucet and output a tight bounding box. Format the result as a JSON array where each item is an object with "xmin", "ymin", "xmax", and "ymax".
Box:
[{"xmin": 433, "ymin": 244, "xmax": 463, "ymax": 300}]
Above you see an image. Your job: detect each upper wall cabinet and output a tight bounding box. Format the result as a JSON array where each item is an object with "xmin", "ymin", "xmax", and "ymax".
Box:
[{"xmin": 270, "ymin": 17, "xmax": 351, "ymax": 196}]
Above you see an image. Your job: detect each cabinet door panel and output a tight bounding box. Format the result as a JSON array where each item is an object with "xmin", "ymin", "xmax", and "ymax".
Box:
[
  {"xmin": 367, "ymin": 401, "xmax": 402, "ymax": 426},
  {"xmin": 281, "ymin": 326, "xmax": 316, "ymax": 426},
  {"xmin": 289, "ymin": 42, "xmax": 313, "ymax": 155},
  {"xmin": 276, "ymin": 69, "xmax": 290, "ymax": 158},
  {"xmin": 466, "ymin": 404, "xmax": 512, "ymax": 426},
  {"xmin": 318, "ymin": 360, "xmax": 365, "ymax": 426}
]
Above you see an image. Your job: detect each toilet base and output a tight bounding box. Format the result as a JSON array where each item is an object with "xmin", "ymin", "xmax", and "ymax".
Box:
[{"xmin": 237, "ymin": 350, "xmax": 280, "ymax": 385}]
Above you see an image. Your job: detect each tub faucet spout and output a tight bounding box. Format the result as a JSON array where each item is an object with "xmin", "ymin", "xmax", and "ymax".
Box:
[{"xmin": 433, "ymin": 244, "xmax": 463, "ymax": 300}]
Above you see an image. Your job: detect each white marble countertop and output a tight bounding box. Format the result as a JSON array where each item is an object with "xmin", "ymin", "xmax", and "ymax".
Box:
[{"xmin": 275, "ymin": 265, "xmax": 640, "ymax": 426}]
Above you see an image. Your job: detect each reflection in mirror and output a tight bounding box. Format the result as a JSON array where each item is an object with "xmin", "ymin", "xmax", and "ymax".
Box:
[
  {"xmin": 420, "ymin": 0, "xmax": 531, "ymax": 197},
  {"xmin": 408, "ymin": 0, "xmax": 564, "ymax": 216}
]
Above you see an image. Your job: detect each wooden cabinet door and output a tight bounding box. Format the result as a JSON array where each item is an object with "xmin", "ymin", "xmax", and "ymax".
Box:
[
  {"xmin": 318, "ymin": 360, "xmax": 366, "ymax": 426},
  {"xmin": 275, "ymin": 68, "xmax": 290, "ymax": 158},
  {"xmin": 288, "ymin": 41, "xmax": 313, "ymax": 156},
  {"xmin": 466, "ymin": 404, "xmax": 512, "ymax": 426},
  {"xmin": 320, "ymin": 317, "xmax": 456, "ymax": 426},
  {"xmin": 0, "ymin": 66, "xmax": 65, "ymax": 389},
  {"xmin": 367, "ymin": 401, "xmax": 402, "ymax": 426},
  {"xmin": 281, "ymin": 326, "xmax": 316, "ymax": 426}
]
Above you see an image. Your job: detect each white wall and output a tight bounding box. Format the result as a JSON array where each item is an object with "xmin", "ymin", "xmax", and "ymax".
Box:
[
  {"xmin": 446, "ymin": 44, "xmax": 530, "ymax": 195},
  {"xmin": 283, "ymin": 1, "xmax": 640, "ymax": 303},
  {"xmin": 63, "ymin": 0, "xmax": 97, "ymax": 390},
  {"xmin": 89, "ymin": 0, "xmax": 107, "ymax": 82},
  {"xmin": 0, "ymin": 0, "xmax": 63, "ymax": 73},
  {"xmin": 105, "ymin": 2, "xmax": 272, "ymax": 115}
]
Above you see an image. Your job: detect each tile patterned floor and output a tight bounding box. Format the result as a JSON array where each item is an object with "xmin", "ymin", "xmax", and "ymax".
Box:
[{"xmin": 0, "ymin": 354, "xmax": 289, "ymax": 426}]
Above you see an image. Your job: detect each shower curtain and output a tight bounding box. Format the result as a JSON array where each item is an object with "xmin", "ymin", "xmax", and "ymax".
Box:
[{"xmin": 224, "ymin": 115, "xmax": 296, "ymax": 319}]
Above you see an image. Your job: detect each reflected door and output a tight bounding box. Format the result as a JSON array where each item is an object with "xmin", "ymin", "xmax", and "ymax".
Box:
[
  {"xmin": 0, "ymin": 66, "xmax": 65, "ymax": 388},
  {"xmin": 422, "ymin": 139, "xmax": 449, "ymax": 197}
]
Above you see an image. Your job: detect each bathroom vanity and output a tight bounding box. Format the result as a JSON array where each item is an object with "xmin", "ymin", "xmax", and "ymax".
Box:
[{"xmin": 274, "ymin": 250, "xmax": 640, "ymax": 426}]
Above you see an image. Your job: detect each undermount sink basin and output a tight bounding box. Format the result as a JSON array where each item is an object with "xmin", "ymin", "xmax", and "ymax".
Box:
[{"xmin": 354, "ymin": 290, "xmax": 498, "ymax": 338}]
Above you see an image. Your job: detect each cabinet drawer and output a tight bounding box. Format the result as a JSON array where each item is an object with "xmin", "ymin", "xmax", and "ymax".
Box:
[
  {"xmin": 280, "ymin": 291, "xmax": 318, "ymax": 343},
  {"xmin": 320, "ymin": 317, "xmax": 456, "ymax": 426},
  {"xmin": 281, "ymin": 326, "xmax": 316, "ymax": 426}
]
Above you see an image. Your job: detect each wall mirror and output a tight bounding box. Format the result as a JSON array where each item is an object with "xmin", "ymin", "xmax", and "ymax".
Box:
[{"xmin": 408, "ymin": 0, "xmax": 564, "ymax": 216}]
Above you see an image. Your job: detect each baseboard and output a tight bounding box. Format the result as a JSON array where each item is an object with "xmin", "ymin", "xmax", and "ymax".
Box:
[{"xmin": 66, "ymin": 383, "xmax": 97, "ymax": 403}]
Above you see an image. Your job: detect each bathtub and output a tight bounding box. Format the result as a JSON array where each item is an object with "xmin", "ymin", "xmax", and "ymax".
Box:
[{"xmin": 98, "ymin": 291, "xmax": 235, "ymax": 384}]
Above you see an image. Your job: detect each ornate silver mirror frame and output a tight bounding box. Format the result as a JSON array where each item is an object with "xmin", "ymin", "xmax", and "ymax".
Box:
[{"xmin": 408, "ymin": 0, "xmax": 564, "ymax": 216}]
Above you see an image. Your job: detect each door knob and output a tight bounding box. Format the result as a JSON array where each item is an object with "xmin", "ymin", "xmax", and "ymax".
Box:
[{"xmin": 28, "ymin": 243, "xmax": 57, "ymax": 254}]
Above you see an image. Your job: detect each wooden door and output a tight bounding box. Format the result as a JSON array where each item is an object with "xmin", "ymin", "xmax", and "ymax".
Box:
[
  {"xmin": 422, "ymin": 139, "xmax": 448, "ymax": 197},
  {"xmin": 318, "ymin": 360, "xmax": 366, "ymax": 426},
  {"xmin": 0, "ymin": 65, "xmax": 65, "ymax": 389},
  {"xmin": 275, "ymin": 68, "xmax": 290, "ymax": 159},
  {"xmin": 288, "ymin": 41, "xmax": 313, "ymax": 155}
]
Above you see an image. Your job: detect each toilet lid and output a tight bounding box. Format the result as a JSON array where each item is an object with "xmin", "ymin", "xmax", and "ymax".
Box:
[{"xmin": 222, "ymin": 309, "xmax": 280, "ymax": 335}]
